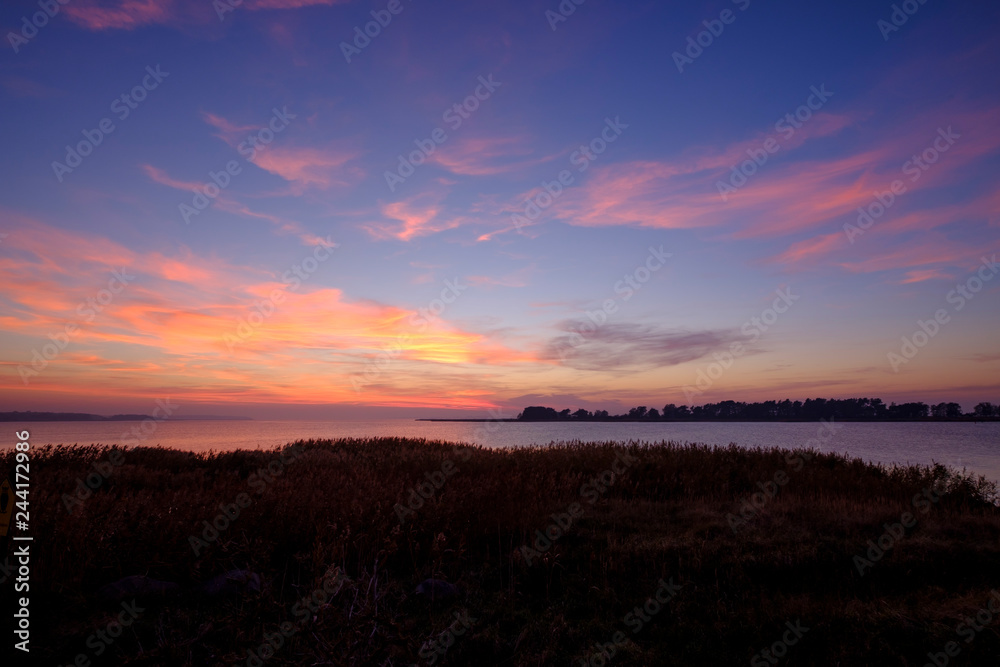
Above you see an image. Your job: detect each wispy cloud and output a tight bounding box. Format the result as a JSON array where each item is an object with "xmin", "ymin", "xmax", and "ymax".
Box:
[
  {"xmin": 65, "ymin": 0, "xmax": 345, "ymax": 31},
  {"xmin": 428, "ymin": 135, "xmax": 559, "ymax": 176},
  {"xmin": 65, "ymin": 0, "xmax": 174, "ymax": 31},
  {"xmin": 544, "ymin": 322, "xmax": 745, "ymax": 372},
  {"xmin": 141, "ymin": 163, "xmax": 322, "ymax": 245},
  {"xmin": 252, "ymin": 146, "xmax": 364, "ymax": 191},
  {"xmin": 364, "ymin": 190, "xmax": 464, "ymax": 241}
]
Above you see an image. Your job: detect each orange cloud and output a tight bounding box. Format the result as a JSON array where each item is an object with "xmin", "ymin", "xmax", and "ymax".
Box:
[{"xmin": 0, "ymin": 217, "xmax": 533, "ymax": 407}]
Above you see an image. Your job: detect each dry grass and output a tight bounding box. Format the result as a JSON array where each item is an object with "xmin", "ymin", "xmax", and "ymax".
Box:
[{"xmin": 5, "ymin": 438, "xmax": 1000, "ymax": 666}]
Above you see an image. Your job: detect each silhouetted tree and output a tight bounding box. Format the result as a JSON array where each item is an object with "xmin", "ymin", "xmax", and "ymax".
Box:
[
  {"xmin": 518, "ymin": 406, "xmax": 559, "ymax": 421},
  {"xmin": 974, "ymin": 402, "xmax": 996, "ymax": 418},
  {"xmin": 628, "ymin": 406, "xmax": 648, "ymax": 420},
  {"xmin": 516, "ymin": 397, "xmax": 976, "ymax": 422}
]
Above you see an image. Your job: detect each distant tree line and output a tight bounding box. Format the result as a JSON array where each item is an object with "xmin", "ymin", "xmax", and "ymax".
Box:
[
  {"xmin": 516, "ymin": 398, "xmax": 1000, "ymax": 422},
  {"xmin": 0, "ymin": 411, "xmax": 154, "ymax": 422}
]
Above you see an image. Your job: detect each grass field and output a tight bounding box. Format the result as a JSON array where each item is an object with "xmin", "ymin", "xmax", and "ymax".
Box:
[{"xmin": 4, "ymin": 437, "xmax": 1000, "ymax": 666}]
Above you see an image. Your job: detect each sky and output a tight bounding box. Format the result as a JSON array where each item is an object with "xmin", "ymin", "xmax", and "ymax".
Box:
[{"xmin": 0, "ymin": 0, "xmax": 998, "ymax": 419}]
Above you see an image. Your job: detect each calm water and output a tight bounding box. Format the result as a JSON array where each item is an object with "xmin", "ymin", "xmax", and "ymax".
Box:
[{"xmin": 7, "ymin": 420, "xmax": 1000, "ymax": 482}]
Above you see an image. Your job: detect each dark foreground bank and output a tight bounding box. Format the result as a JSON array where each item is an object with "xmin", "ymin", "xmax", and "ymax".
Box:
[{"xmin": 2, "ymin": 438, "xmax": 999, "ymax": 666}]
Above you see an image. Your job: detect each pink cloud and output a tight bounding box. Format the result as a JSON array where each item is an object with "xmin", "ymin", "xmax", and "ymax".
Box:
[
  {"xmin": 466, "ymin": 265, "xmax": 533, "ymax": 288},
  {"xmin": 245, "ymin": 0, "xmax": 343, "ymax": 9},
  {"xmin": 251, "ymin": 146, "xmax": 364, "ymax": 191},
  {"xmin": 482, "ymin": 103, "xmax": 1000, "ymax": 287},
  {"xmin": 142, "ymin": 163, "xmax": 323, "ymax": 245},
  {"xmin": 768, "ymin": 187, "xmax": 999, "ymax": 271},
  {"xmin": 142, "ymin": 164, "xmax": 202, "ymax": 192},
  {"xmin": 428, "ymin": 135, "xmax": 559, "ymax": 176},
  {"xmin": 199, "ymin": 111, "xmax": 364, "ymax": 192},
  {"xmin": 64, "ymin": 0, "xmax": 344, "ymax": 31},
  {"xmin": 201, "ymin": 112, "xmax": 260, "ymax": 143},
  {"xmin": 769, "ymin": 232, "xmax": 846, "ymax": 265},
  {"xmin": 500, "ymin": 104, "xmax": 999, "ymax": 243},
  {"xmin": 65, "ymin": 0, "xmax": 173, "ymax": 30},
  {"xmin": 365, "ymin": 191, "xmax": 462, "ymax": 241},
  {"xmin": 897, "ymin": 269, "xmax": 953, "ymax": 284}
]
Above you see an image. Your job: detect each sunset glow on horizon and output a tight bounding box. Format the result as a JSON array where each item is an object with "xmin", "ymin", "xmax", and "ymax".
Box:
[{"xmin": 1, "ymin": 0, "xmax": 998, "ymax": 419}]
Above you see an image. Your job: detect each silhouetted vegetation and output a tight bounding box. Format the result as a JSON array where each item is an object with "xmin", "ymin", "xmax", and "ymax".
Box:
[
  {"xmin": 6, "ymin": 438, "xmax": 1000, "ymax": 666},
  {"xmin": 517, "ymin": 397, "xmax": 1000, "ymax": 421}
]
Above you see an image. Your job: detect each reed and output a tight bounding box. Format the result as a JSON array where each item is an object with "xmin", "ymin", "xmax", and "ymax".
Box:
[{"xmin": 6, "ymin": 438, "xmax": 999, "ymax": 666}]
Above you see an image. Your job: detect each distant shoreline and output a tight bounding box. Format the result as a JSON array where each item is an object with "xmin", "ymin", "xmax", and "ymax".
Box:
[
  {"xmin": 417, "ymin": 417, "xmax": 998, "ymax": 423},
  {"xmin": 0, "ymin": 411, "xmax": 252, "ymax": 422}
]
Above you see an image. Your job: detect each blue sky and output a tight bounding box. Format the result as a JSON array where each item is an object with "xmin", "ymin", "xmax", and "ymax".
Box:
[{"xmin": 1, "ymin": 0, "xmax": 998, "ymax": 418}]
